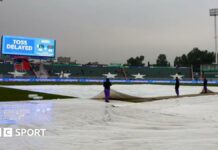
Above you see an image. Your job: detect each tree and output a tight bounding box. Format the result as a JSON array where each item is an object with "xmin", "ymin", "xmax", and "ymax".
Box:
[
  {"xmin": 187, "ymin": 48, "xmax": 215, "ymax": 72},
  {"xmin": 156, "ymin": 54, "xmax": 170, "ymax": 66},
  {"xmin": 174, "ymin": 47, "xmax": 215, "ymax": 72},
  {"xmin": 174, "ymin": 56, "xmax": 181, "ymax": 67},
  {"xmin": 126, "ymin": 55, "xmax": 145, "ymax": 66},
  {"xmin": 174, "ymin": 54, "xmax": 188, "ymax": 67}
]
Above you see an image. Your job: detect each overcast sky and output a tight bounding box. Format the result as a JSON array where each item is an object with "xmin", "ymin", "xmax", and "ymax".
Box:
[{"xmin": 0, "ymin": 0, "xmax": 218, "ymax": 64}]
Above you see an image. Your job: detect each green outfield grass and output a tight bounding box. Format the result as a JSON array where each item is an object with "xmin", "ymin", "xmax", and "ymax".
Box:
[
  {"xmin": 0, "ymin": 82, "xmax": 102, "ymax": 86},
  {"xmin": 0, "ymin": 87, "xmax": 74, "ymax": 102}
]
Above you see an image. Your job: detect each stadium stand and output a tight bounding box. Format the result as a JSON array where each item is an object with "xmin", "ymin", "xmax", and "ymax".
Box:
[
  {"xmin": 0, "ymin": 63, "xmax": 192, "ymax": 79},
  {"xmin": 201, "ymin": 64, "xmax": 218, "ymax": 79}
]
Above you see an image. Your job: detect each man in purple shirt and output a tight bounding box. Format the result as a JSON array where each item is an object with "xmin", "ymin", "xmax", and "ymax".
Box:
[{"xmin": 103, "ymin": 78, "xmax": 112, "ymax": 103}]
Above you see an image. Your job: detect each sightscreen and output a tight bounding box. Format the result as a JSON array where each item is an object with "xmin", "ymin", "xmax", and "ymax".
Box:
[{"xmin": 1, "ymin": 35, "xmax": 56, "ymax": 58}]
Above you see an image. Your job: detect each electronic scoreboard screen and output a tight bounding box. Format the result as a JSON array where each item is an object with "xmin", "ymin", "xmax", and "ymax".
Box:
[{"xmin": 1, "ymin": 35, "xmax": 56, "ymax": 58}]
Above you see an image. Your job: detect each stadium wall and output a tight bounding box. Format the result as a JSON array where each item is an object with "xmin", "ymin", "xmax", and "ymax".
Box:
[{"xmin": 0, "ymin": 63, "xmax": 192, "ymax": 79}]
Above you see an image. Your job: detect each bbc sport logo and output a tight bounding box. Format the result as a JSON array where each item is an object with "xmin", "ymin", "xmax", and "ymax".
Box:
[
  {"xmin": 0, "ymin": 128, "xmax": 13, "ymax": 137},
  {"xmin": 0, "ymin": 128, "xmax": 46, "ymax": 137}
]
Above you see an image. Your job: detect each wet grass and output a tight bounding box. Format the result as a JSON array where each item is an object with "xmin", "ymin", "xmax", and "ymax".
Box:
[
  {"xmin": 0, "ymin": 82, "xmax": 102, "ymax": 85},
  {"xmin": 0, "ymin": 87, "xmax": 74, "ymax": 102}
]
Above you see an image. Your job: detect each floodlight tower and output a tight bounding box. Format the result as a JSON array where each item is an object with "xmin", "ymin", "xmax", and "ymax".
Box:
[{"xmin": 210, "ymin": 8, "xmax": 218, "ymax": 64}]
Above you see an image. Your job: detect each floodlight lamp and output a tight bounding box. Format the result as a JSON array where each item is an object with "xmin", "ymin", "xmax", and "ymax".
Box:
[{"xmin": 210, "ymin": 8, "xmax": 218, "ymax": 16}]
